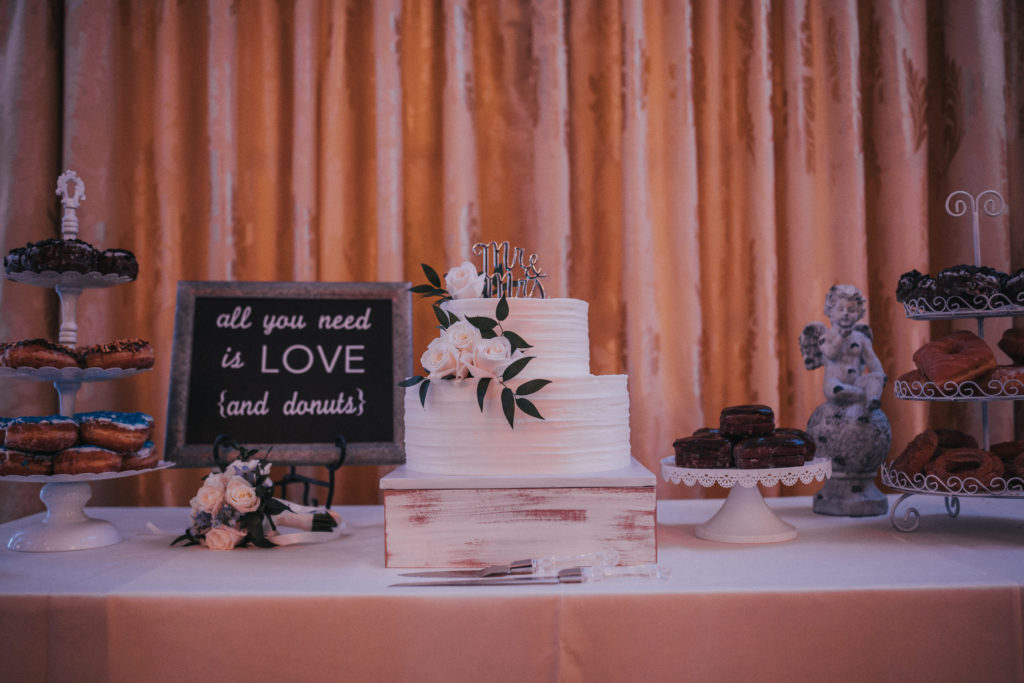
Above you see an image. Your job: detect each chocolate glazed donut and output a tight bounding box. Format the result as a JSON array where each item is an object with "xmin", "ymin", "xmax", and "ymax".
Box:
[{"xmin": 925, "ymin": 448, "xmax": 1004, "ymax": 488}]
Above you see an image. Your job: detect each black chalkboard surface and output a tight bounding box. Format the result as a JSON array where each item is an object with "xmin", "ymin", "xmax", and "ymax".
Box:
[{"xmin": 166, "ymin": 281, "xmax": 411, "ymax": 466}]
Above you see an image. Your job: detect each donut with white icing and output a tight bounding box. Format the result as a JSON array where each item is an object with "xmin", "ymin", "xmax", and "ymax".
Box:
[{"xmin": 75, "ymin": 411, "xmax": 154, "ymax": 452}]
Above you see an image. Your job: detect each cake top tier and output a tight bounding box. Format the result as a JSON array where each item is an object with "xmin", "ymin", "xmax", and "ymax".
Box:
[{"xmin": 442, "ymin": 297, "xmax": 590, "ymax": 378}]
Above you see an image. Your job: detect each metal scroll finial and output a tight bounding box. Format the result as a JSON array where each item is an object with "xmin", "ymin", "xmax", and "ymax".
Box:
[
  {"xmin": 56, "ymin": 170, "xmax": 86, "ymax": 240},
  {"xmin": 945, "ymin": 189, "xmax": 1005, "ymax": 267},
  {"xmin": 472, "ymin": 240, "xmax": 547, "ymax": 299}
]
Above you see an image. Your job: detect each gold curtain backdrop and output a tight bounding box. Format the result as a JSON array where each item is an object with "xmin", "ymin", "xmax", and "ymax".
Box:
[{"xmin": 1, "ymin": 0, "xmax": 1021, "ymax": 522}]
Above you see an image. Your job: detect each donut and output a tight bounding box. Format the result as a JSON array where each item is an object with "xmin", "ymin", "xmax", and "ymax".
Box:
[
  {"xmin": 719, "ymin": 404, "xmax": 775, "ymax": 441},
  {"xmin": 75, "ymin": 411, "xmax": 153, "ymax": 452},
  {"xmin": 935, "ymin": 264, "xmax": 1006, "ymax": 301},
  {"xmin": 26, "ymin": 238, "xmax": 98, "ymax": 273},
  {"xmin": 891, "ymin": 429, "xmax": 939, "ymax": 477},
  {"xmin": 990, "ymin": 441, "xmax": 1024, "ymax": 479},
  {"xmin": 0, "ymin": 447, "xmax": 53, "ymax": 475},
  {"xmin": 77, "ymin": 338, "xmax": 154, "ymax": 370},
  {"xmin": 1003, "ymin": 267, "xmax": 1024, "ymax": 305},
  {"xmin": 96, "ymin": 248, "xmax": 138, "ymax": 280},
  {"xmin": 121, "ymin": 441, "xmax": 159, "ymax": 471},
  {"xmin": 1, "ymin": 338, "xmax": 80, "ymax": 369},
  {"xmin": 774, "ymin": 427, "xmax": 816, "ymax": 460},
  {"xmin": 53, "ymin": 445, "xmax": 123, "ymax": 474},
  {"xmin": 4, "ymin": 415, "xmax": 78, "ymax": 452},
  {"xmin": 673, "ymin": 435, "xmax": 732, "ymax": 468},
  {"xmin": 934, "ymin": 428, "xmax": 977, "ymax": 450},
  {"xmin": 988, "ymin": 365, "xmax": 1024, "ymax": 394},
  {"xmin": 925, "ymin": 448, "xmax": 1004, "ymax": 488},
  {"xmin": 3, "ymin": 246, "xmax": 29, "ymax": 273},
  {"xmin": 0, "ymin": 417, "xmax": 10, "ymax": 444},
  {"xmin": 996, "ymin": 328, "xmax": 1024, "ymax": 364},
  {"xmin": 912, "ymin": 330, "xmax": 997, "ymax": 386},
  {"xmin": 734, "ymin": 436, "xmax": 808, "ymax": 468},
  {"xmin": 895, "ymin": 270, "xmax": 924, "ymax": 303}
]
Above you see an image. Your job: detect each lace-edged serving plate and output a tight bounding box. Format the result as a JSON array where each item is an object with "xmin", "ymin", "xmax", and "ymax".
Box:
[
  {"xmin": 6, "ymin": 270, "xmax": 134, "ymax": 289},
  {"xmin": 660, "ymin": 456, "xmax": 832, "ymax": 489},
  {"xmin": 0, "ymin": 365, "xmax": 150, "ymax": 382},
  {"xmin": 894, "ymin": 375, "xmax": 1024, "ymax": 401}
]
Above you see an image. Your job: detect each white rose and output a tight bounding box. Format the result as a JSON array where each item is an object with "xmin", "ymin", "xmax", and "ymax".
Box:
[
  {"xmin": 464, "ymin": 336, "xmax": 516, "ymax": 379},
  {"xmin": 191, "ymin": 483, "xmax": 225, "ymax": 515},
  {"xmin": 445, "ymin": 261, "xmax": 485, "ymax": 299},
  {"xmin": 442, "ymin": 320, "xmax": 482, "ymax": 350},
  {"xmin": 420, "ymin": 336, "xmax": 467, "ymax": 380},
  {"xmin": 224, "ymin": 476, "xmax": 261, "ymax": 513},
  {"xmin": 204, "ymin": 524, "xmax": 246, "ymax": 550},
  {"xmin": 203, "ymin": 471, "xmax": 228, "ymax": 489}
]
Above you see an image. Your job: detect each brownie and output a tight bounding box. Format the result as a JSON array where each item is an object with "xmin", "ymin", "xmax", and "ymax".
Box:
[
  {"xmin": 734, "ymin": 435, "xmax": 808, "ymax": 469},
  {"xmin": 673, "ymin": 435, "xmax": 732, "ymax": 468},
  {"xmin": 719, "ymin": 404, "xmax": 775, "ymax": 441}
]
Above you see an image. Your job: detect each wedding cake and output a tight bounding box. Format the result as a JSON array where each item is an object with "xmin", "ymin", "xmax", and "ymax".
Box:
[{"xmin": 402, "ymin": 248, "xmax": 631, "ymax": 476}]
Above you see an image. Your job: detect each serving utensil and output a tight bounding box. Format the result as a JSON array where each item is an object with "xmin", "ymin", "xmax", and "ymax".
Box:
[
  {"xmin": 397, "ymin": 550, "xmax": 620, "ymax": 579},
  {"xmin": 390, "ymin": 563, "xmax": 670, "ymax": 587}
]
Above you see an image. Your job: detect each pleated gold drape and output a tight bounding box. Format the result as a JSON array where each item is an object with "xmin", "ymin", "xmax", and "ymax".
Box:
[{"xmin": 2, "ymin": 0, "xmax": 1022, "ymax": 523}]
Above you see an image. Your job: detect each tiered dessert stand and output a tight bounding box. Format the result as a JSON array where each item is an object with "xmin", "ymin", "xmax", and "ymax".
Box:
[
  {"xmin": 1, "ymin": 170, "xmax": 170, "ymax": 552},
  {"xmin": 660, "ymin": 457, "xmax": 831, "ymax": 543},
  {"xmin": 883, "ymin": 189, "xmax": 1024, "ymax": 531}
]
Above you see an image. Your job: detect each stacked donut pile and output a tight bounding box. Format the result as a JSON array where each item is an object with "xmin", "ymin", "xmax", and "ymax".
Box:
[
  {"xmin": 4, "ymin": 238, "xmax": 138, "ymax": 280},
  {"xmin": 673, "ymin": 404, "xmax": 816, "ymax": 469},
  {"xmin": 898, "ymin": 328, "xmax": 1024, "ymax": 393},
  {"xmin": 896, "ymin": 264, "xmax": 1024, "ymax": 307},
  {"xmin": 0, "ymin": 411, "xmax": 157, "ymax": 476},
  {"xmin": 890, "ymin": 428, "xmax": 1024, "ymax": 490},
  {"xmin": 0, "ymin": 337, "xmax": 155, "ymax": 370}
]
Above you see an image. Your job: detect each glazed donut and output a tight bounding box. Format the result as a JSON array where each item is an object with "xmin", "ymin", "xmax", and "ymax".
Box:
[
  {"xmin": 78, "ymin": 338, "xmax": 154, "ymax": 370},
  {"xmin": 0, "ymin": 417, "xmax": 10, "ymax": 445},
  {"xmin": 0, "ymin": 447, "xmax": 53, "ymax": 475},
  {"xmin": 1, "ymin": 338, "xmax": 80, "ymax": 369},
  {"xmin": 75, "ymin": 411, "xmax": 153, "ymax": 452},
  {"xmin": 673, "ymin": 435, "xmax": 732, "ymax": 468},
  {"xmin": 121, "ymin": 441, "xmax": 159, "ymax": 471},
  {"xmin": 53, "ymin": 445, "xmax": 123, "ymax": 474},
  {"xmin": 891, "ymin": 429, "xmax": 939, "ymax": 477},
  {"xmin": 934, "ymin": 428, "xmax": 977, "ymax": 450},
  {"xmin": 990, "ymin": 441, "xmax": 1024, "ymax": 479},
  {"xmin": 925, "ymin": 448, "xmax": 1004, "ymax": 488},
  {"xmin": 4, "ymin": 415, "xmax": 78, "ymax": 453},
  {"xmin": 997, "ymin": 328, "xmax": 1024, "ymax": 364},
  {"xmin": 719, "ymin": 404, "xmax": 775, "ymax": 440},
  {"xmin": 912, "ymin": 330, "xmax": 997, "ymax": 386},
  {"xmin": 774, "ymin": 427, "xmax": 816, "ymax": 460},
  {"xmin": 988, "ymin": 365, "xmax": 1024, "ymax": 394}
]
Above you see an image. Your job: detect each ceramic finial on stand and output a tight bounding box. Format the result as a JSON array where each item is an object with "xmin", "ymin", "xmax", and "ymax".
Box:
[{"xmin": 56, "ymin": 170, "xmax": 86, "ymax": 240}]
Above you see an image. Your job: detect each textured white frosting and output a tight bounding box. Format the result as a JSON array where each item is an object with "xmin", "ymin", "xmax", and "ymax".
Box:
[
  {"xmin": 404, "ymin": 374, "xmax": 630, "ymax": 475},
  {"xmin": 441, "ymin": 297, "xmax": 590, "ymax": 377}
]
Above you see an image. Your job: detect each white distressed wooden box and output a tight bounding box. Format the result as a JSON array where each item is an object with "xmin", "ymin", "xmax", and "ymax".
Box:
[{"xmin": 380, "ymin": 458, "xmax": 657, "ymax": 568}]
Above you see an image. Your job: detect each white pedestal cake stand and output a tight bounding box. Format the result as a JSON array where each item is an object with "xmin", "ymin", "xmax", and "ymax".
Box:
[
  {"xmin": 1, "ymin": 463, "xmax": 172, "ymax": 552},
  {"xmin": 660, "ymin": 456, "xmax": 832, "ymax": 543}
]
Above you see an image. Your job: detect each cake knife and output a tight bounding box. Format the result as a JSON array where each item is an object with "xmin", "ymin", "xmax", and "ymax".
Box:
[
  {"xmin": 390, "ymin": 564, "xmax": 670, "ymax": 587},
  {"xmin": 397, "ymin": 550, "xmax": 620, "ymax": 579}
]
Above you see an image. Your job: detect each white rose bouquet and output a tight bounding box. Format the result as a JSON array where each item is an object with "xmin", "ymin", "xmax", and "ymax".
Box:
[
  {"xmin": 403, "ymin": 262, "xmax": 552, "ymax": 428},
  {"xmin": 173, "ymin": 439, "xmax": 340, "ymax": 550}
]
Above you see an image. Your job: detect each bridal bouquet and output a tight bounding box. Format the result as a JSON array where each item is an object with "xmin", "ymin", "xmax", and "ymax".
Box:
[{"xmin": 173, "ymin": 442, "xmax": 340, "ymax": 550}]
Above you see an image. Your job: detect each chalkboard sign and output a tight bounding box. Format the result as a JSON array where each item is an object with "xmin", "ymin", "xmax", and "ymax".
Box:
[{"xmin": 165, "ymin": 281, "xmax": 411, "ymax": 466}]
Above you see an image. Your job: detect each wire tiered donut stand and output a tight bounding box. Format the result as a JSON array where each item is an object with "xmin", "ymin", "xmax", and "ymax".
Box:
[
  {"xmin": 882, "ymin": 190, "xmax": 1024, "ymax": 531},
  {"xmin": 1, "ymin": 171, "xmax": 171, "ymax": 552}
]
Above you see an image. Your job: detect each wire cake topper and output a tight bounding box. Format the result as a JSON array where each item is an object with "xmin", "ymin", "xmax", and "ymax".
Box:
[
  {"xmin": 56, "ymin": 170, "xmax": 86, "ymax": 240},
  {"xmin": 472, "ymin": 240, "xmax": 547, "ymax": 299}
]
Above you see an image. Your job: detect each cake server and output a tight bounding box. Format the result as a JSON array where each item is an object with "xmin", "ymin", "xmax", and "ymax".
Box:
[
  {"xmin": 397, "ymin": 550, "xmax": 620, "ymax": 579},
  {"xmin": 390, "ymin": 564, "xmax": 670, "ymax": 587}
]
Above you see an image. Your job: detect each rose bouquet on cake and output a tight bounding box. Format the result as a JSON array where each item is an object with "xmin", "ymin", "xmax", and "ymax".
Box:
[
  {"xmin": 173, "ymin": 440, "xmax": 340, "ymax": 550},
  {"xmin": 401, "ymin": 261, "xmax": 551, "ymax": 428}
]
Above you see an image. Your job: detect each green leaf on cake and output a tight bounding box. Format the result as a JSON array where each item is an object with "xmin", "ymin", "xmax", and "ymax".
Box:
[
  {"xmin": 501, "ymin": 356, "xmax": 533, "ymax": 381},
  {"xmin": 422, "ymin": 263, "xmax": 442, "ymax": 288},
  {"xmin": 467, "ymin": 315, "xmax": 499, "ymax": 331},
  {"xmin": 514, "ymin": 378, "xmax": 551, "ymax": 395},
  {"xmin": 515, "ymin": 397, "xmax": 544, "ymax": 420},
  {"xmin": 502, "ymin": 330, "xmax": 532, "ymax": 350},
  {"xmin": 419, "ymin": 379, "xmax": 431, "ymax": 407},
  {"xmin": 433, "ymin": 304, "xmax": 450, "ymax": 329},
  {"xmin": 398, "ymin": 375, "xmax": 424, "ymax": 387},
  {"xmin": 409, "ymin": 284, "xmax": 436, "ymax": 294},
  {"xmin": 495, "ymin": 295, "xmax": 509, "ymax": 322},
  {"xmin": 501, "ymin": 387, "xmax": 516, "ymax": 428},
  {"xmin": 480, "ymin": 328, "xmax": 497, "ymax": 339},
  {"xmin": 476, "ymin": 377, "xmax": 491, "ymax": 411}
]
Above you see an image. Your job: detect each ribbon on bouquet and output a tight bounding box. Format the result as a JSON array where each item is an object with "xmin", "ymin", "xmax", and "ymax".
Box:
[{"xmin": 265, "ymin": 500, "xmax": 345, "ymax": 546}]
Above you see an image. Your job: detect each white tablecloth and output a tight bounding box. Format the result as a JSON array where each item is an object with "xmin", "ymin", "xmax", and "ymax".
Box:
[{"xmin": 2, "ymin": 495, "xmax": 1022, "ymax": 682}]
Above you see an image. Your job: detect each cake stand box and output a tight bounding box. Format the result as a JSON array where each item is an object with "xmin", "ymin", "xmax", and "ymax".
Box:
[{"xmin": 380, "ymin": 458, "xmax": 657, "ymax": 567}]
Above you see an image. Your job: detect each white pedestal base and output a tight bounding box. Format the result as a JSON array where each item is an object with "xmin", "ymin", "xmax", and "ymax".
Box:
[
  {"xmin": 695, "ymin": 484, "xmax": 797, "ymax": 543},
  {"xmin": 7, "ymin": 482, "xmax": 122, "ymax": 552}
]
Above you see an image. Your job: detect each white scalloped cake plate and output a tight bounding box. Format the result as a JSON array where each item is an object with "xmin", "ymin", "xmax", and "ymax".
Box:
[
  {"xmin": 6, "ymin": 270, "xmax": 134, "ymax": 288},
  {"xmin": 660, "ymin": 456, "xmax": 832, "ymax": 487},
  {"xmin": 0, "ymin": 461, "xmax": 173, "ymax": 483},
  {"xmin": 0, "ymin": 366, "xmax": 150, "ymax": 381}
]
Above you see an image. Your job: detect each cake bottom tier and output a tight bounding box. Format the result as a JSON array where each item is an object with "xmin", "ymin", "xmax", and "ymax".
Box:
[{"xmin": 403, "ymin": 374, "xmax": 631, "ymax": 475}]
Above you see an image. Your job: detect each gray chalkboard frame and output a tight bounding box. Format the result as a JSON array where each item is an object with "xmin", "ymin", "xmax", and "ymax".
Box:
[{"xmin": 165, "ymin": 280, "xmax": 411, "ymax": 467}]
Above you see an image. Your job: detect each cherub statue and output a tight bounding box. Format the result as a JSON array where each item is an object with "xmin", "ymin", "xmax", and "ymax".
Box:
[
  {"xmin": 800, "ymin": 284, "xmax": 891, "ymax": 517},
  {"xmin": 799, "ymin": 284, "xmax": 886, "ymax": 417}
]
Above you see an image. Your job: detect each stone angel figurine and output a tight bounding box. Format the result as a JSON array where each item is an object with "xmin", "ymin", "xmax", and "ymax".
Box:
[{"xmin": 800, "ymin": 284, "xmax": 891, "ymax": 517}]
